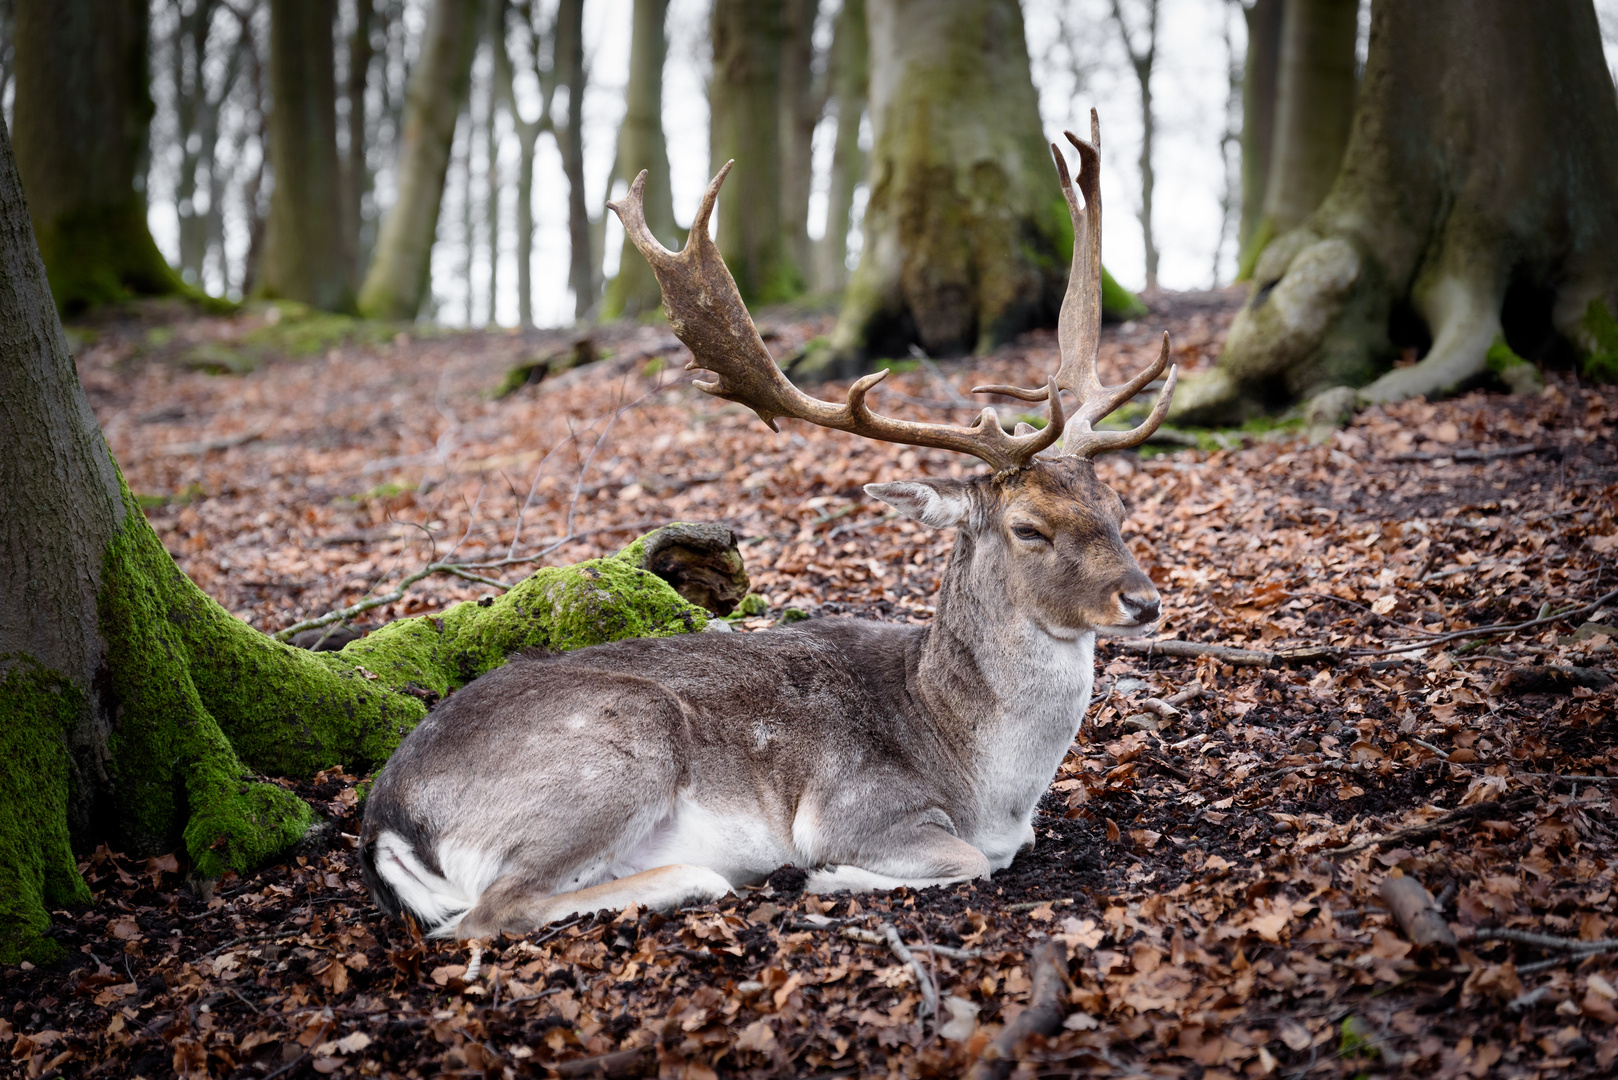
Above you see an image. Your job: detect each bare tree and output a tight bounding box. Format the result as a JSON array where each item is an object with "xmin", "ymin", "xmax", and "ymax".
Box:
[
  {"xmin": 555, "ymin": 0, "xmax": 594, "ymax": 321},
  {"xmin": 812, "ymin": 0, "xmax": 865, "ymax": 294},
  {"xmin": 343, "ymin": 0, "xmax": 377, "ymax": 285},
  {"xmin": 602, "ymin": 0, "xmax": 676, "ymax": 319},
  {"xmin": 779, "ymin": 0, "xmax": 822, "ymax": 288},
  {"xmin": 1108, "ymin": 0, "xmax": 1160, "ymax": 292},
  {"xmin": 1237, "ymin": 0, "xmax": 1283, "ymax": 276}
]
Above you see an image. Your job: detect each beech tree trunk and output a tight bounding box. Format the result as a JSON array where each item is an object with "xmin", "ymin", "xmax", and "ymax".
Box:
[
  {"xmin": 1248, "ymin": 0, "xmax": 1357, "ymax": 262},
  {"xmin": 11, "ymin": 0, "xmax": 186, "ymax": 313},
  {"xmin": 1237, "ymin": 0, "xmax": 1283, "ymax": 272},
  {"xmin": 813, "ymin": 0, "xmax": 867, "ymax": 294},
  {"xmin": 602, "ymin": 0, "xmax": 678, "ymax": 320},
  {"xmin": 779, "ymin": 0, "xmax": 819, "ymax": 288},
  {"xmin": 555, "ymin": 0, "xmax": 596, "ymax": 321},
  {"xmin": 0, "ymin": 113, "xmax": 740, "ymax": 962},
  {"xmin": 829, "ymin": 0, "xmax": 1142, "ymax": 367},
  {"xmin": 1172, "ymin": 0, "xmax": 1618, "ymax": 425},
  {"xmin": 1110, "ymin": 0, "xmax": 1160, "ymax": 291},
  {"xmin": 344, "ymin": 0, "xmax": 377, "ymax": 285},
  {"xmin": 357, "ymin": 0, "xmax": 481, "ymax": 320},
  {"xmin": 710, "ymin": 0, "xmax": 799, "ymax": 305},
  {"xmin": 261, "ymin": 0, "xmax": 354, "ymax": 312}
]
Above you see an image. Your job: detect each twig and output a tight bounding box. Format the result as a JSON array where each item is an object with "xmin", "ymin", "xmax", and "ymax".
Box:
[
  {"xmin": 1324, "ymin": 796, "xmax": 1537, "ymax": 857},
  {"xmin": 489, "ymin": 987, "xmax": 563, "ymax": 1010},
  {"xmin": 838, "ymin": 926, "xmax": 981, "ymax": 961},
  {"xmin": 1384, "ymin": 443, "xmax": 1553, "ymax": 463},
  {"xmin": 1116, "ymin": 639, "xmax": 1335, "ymax": 668},
  {"xmin": 881, "ymin": 922, "xmax": 937, "ymax": 1019},
  {"xmin": 263, "ymin": 1051, "xmax": 311, "ymax": 1080},
  {"xmin": 1348, "ymin": 587, "xmax": 1618, "ymax": 657},
  {"xmin": 966, "ymin": 940, "xmax": 1069, "ymax": 1080},
  {"xmin": 1007, "ymin": 898, "xmax": 1075, "ymax": 913},
  {"xmin": 157, "ymin": 423, "xmax": 269, "ymax": 457},
  {"xmin": 1410, "ymin": 738, "xmax": 1450, "ymax": 760},
  {"xmin": 1471, "ymin": 928, "xmax": 1618, "ymax": 952}
]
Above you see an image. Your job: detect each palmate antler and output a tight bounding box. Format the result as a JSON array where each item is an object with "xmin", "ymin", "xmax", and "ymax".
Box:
[
  {"xmin": 606, "ymin": 111, "xmax": 1171, "ymax": 471},
  {"xmin": 607, "ymin": 163, "xmax": 1063, "ymax": 473},
  {"xmin": 980, "ymin": 112, "xmax": 1177, "ymax": 458}
]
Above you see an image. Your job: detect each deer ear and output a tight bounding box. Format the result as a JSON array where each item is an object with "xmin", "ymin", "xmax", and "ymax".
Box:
[{"xmin": 864, "ymin": 480, "xmax": 971, "ymax": 529}]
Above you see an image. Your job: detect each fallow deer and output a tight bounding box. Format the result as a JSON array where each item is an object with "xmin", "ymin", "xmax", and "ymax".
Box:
[{"xmin": 360, "ymin": 113, "xmax": 1177, "ymax": 939}]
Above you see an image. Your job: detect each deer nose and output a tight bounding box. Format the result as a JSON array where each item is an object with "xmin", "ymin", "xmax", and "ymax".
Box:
[{"xmin": 1118, "ymin": 590, "xmax": 1160, "ymax": 625}]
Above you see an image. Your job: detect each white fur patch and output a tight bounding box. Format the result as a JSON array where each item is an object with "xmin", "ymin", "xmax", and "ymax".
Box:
[
  {"xmin": 373, "ymin": 830, "xmax": 490, "ymax": 936},
  {"xmin": 864, "ymin": 481, "xmax": 968, "ymax": 528}
]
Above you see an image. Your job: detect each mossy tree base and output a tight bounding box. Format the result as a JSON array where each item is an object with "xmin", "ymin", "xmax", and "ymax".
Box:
[
  {"xmin": 1175, "ymin": 0, "xmax": 1618, "ymax": 426},
  {"xmin": 3, "ymin": 476, "xmax": 723, "ymax": 963}
]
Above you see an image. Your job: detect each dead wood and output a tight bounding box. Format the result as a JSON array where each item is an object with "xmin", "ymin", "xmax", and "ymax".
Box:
[
  {"xmin": 967, "ymin": 939, "xmax": 1069, "ymax": 1080},
  {"xmin": 1380, "ymin": 873, "xmax": 1457, "ymax": 956},
  {"xmin": 1326, "ymin": 795, "xmax": 1539, "ymax": 857}
]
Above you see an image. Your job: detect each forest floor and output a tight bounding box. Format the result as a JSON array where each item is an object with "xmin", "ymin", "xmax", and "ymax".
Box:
[{"xmin": 8, "ymin": 292, "xmax": 1618, "ymax": 1079}]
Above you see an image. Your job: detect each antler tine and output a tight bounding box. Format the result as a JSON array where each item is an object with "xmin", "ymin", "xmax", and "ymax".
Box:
[
  {"xmin": 606, "ymin": 163, "xmax": 1066, "ymax": 472},
  {"xmin": 1046, "ymin": 110, "xmax": 1178, "ymax": 458}
]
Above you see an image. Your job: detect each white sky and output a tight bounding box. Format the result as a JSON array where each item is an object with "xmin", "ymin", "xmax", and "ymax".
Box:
[{"xmin": 145, "ymin": 0, "xmax": 1618, "ymax": 328}]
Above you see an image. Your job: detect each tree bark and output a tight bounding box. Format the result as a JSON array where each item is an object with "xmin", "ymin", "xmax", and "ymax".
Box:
[
  {"xmin": 779, "ymin": 0, "xmax": 819, "ymax": 288},
  {"xmin": 261, "ymin": 0, "xmax": 354, "ymax": 312},
  {"xmin": 1237, "ymin": 0, "xmax": 1283, "ymax": 275},
  {"xmin": 812, "ymin": 0, "xmax": 867, "ymax": 295},
  {"xmin": 710, "ymin": 0, "xmax": 799, "ymax": 305},
  {"xmin": 556, "ymin": 0, "xmax": 595, "ymax": 321},
  {"xmin": 484, "ymin": 0, "xmax": 503, "ymax": 325},
  {"xmin": 1110, "ymin": 0, "xmax": 1160, "ymax": 291},
  {"xmin": 0, "ymin": 112, "xmax": 734, "ymax": 959},
  {"xmin": 1172, "ymin": 0, "xmax": 1618, "ymax": 425},
  {"xmin": 356, "ymin": 0, "xmax": 481, "ymax": 320},
  {"xmin": 825, "ymin": 0, "xmax": 1068, "ymax": 365},
  {"xmin": 1255, "ymin": 0, "xmax": 1357, "ymax": 245},
  {"xmin": 12, "ymin": 0, "xmax": 187, "ymax": 313},
  {"xmin": 602, "ymin": 0, "xmax": 678, "ymax": 320},
  {"xmin": 496, "ymin": 1, "xmax": 557, "ymax": 329},
  {"xmin": 343, "ymin": 0, "xmax": 377, "ymax": 287}
]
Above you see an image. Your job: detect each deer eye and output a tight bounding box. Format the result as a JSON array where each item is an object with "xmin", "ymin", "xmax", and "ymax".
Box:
[{"xmin": 1012, "ymin": 524, "xmax": 1047, "ymax": 542}]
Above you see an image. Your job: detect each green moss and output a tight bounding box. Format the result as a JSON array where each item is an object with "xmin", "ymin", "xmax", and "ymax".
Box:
[
  {"xmin": 1101, "ymin": 267, "xmax": 1148, "ymax": 322},
  {"xmin": 34, "ymin": 199, "xmax": 232, "ymax": 316},
  {"xmin": 1484, "ymin": 333, "xmax": 1543, "ymax": 394},
  {"xmin": 0, "ymin": 660, "xmax": 95, "ymax": 964},
  {"xmin": 729, "ymin": 593, "xmax": 769, "ymax": 619},
  {"xmin": 1234, "ymin": 216, "xmax": 1276, "ymax": 282},
  {"xmin": 1581, "ymin": 300, "xmax": 1618, "ymax": 383}
]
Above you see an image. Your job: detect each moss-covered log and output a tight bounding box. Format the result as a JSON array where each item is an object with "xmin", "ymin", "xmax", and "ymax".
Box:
[
  {"xmin": 1175, "ymin": 0, "xmax": 1618, "ymax": 425},
  {"xmin": 0, "ymin": 115, "xmax": 737, "ymax": 963}
]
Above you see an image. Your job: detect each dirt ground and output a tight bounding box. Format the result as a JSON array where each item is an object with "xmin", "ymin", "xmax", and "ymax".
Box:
[{"xmin": 7, "ymin": 292, "xmax": 1618, "ymax": 1079}]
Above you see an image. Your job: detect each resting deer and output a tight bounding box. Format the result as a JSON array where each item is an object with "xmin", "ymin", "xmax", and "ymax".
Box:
[{"xmin": 360, "ymin": 114, "xmax": 1177, "ymax": 939}]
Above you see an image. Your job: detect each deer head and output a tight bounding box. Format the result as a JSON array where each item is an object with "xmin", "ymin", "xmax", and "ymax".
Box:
[{"xmin": 608, "ymin": 110, "xmax": 1175, "ymax": 639}]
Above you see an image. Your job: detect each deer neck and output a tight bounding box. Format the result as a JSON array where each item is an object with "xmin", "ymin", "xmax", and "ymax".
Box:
[{"xmin": 916, "ymin": 531, "xmax": 1096, "ymax": 754}]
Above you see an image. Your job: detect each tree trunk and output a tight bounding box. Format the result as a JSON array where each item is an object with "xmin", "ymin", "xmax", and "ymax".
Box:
[
  {"xmin": 825, "ymin": 0, "xmax": 1068, "ymax": 364},
  {"xmin": 1252, "ymin": 0, "xmax": 1357, "ymax": 252},
  {"xmin": 495, "ymin": 1, "xmax": 556, "ymax": 329},
  {"xmin": 1237, "ymin": 0, "xmax": 1282, "ymax": 276},
  {"xmin": 343, "ymin": 0, "xmax": 377, "ymax": 288},
  {"xmin": 779, "ymin": 0, "xmax": 819, "ymax": 289},
  {"xmin": 556, "ymin": 0, "xmax": 595, "ymax": 321},
  {"xmin": 1110, "ymin": 0, "xmax": 1160, "ymax": 291},
  {"xmin": 261, "ymin": 0, "xmax": 354, "ymax": 312},
  {"xmin": 812, "ymin": 0, "xmax": 867, "ymax": 295},
  {"xmin": 602, "ymin": 0, "xmax": 678, "ymax": 320},
  {"xmin": 356, "ymin": 0, "xmax": 481, "ymax": 320},
  {"xmin": 0, "ymin": 114, "xmax": 739, "ymax": 960},
  {"xmin": 12, "ymin": 0, "xmax": 186, "ymax": 313},
  {"xmin": 1172, "ymin": 0, "xmax": 1618, "ymax": 425},
  {"xmin": 484, "ymin": 0, "xmax": 503, "ymax": 326},
  {"xmin": 710, "ymin": 0, "xmax": 799, "ymax": 305}
]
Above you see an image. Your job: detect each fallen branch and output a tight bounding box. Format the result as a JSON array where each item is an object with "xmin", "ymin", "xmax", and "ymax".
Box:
[
  {"xmin": 1350, "ymin": 587, "xmax": 1618, "ymax": 657},
  {"xmin": 881, "ymin": 922, "xmax": 937, "ymax": 1019},
  {"xmin": 1471, "ymin": 928, "xmax": 1618, "ymax": 952},
  {"xmin": 157, "ymin": 423, "xmax": 269, "ymax": 456},
  {"xmin": 966, "ymin": 940, "xmax": 1069, "ymax": 1080},
  {"xmin": 1380, "ymin": 873, "xmax": 1456, "ymax": 955},
  {"xmin": 552, "ymin": 1045, "xmax": 654, "ymax": 1078},
  {"xmin": 1384, "ymin": 443, "xmax": 1554, "ymax": 463},
  {"xmin": 1326, "ymin": 796, "xmax": 1537, "ymax": 857},
  {"xmin": 1115, "ymin": 639, "xmax": 1337, "ymax": 668},
  {"xmin": 838, "ymin": 925, "xmax": 980, "ymax": 961}
]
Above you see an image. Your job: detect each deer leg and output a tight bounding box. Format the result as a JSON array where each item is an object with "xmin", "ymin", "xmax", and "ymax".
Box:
[
  {"xmin": 454, "ymin": 864, "xmax": 733, "ymax": 939},
  {"xmin": 805, "ymin": 825, "xmax": 990, "ymax": 895}
]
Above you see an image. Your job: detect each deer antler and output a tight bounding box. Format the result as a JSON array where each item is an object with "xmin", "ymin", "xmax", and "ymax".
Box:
[
  {"xmin": 976, "ymin": 111, "xmax": 1177, "ymax": 459},
  {"xmin": 607, "ymin": 164, "xmax": 1065, "ymax": 474}
]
